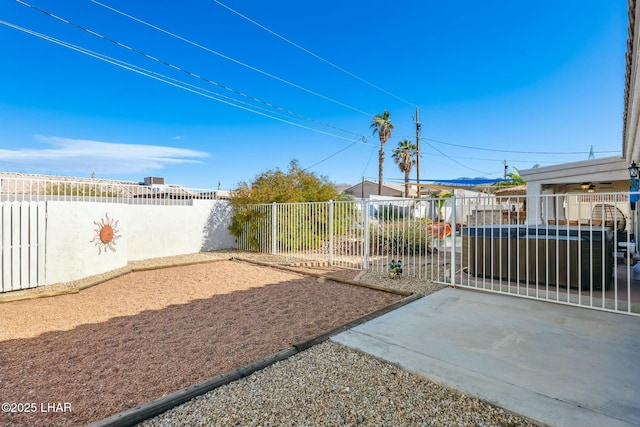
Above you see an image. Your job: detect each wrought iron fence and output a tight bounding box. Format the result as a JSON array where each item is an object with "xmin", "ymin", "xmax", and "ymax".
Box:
[
  {"xmin": 0, "ymin": 175, "xmax": 224, "ymax": 205},
  {"xmin": 235, "ymin": 193, "xmax": 639, "ymax": 315}
]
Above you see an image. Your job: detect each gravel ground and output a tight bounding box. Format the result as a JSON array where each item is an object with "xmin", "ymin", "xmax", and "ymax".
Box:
[
  {"xmin": 1, "ymin": 250, "xmax": 536, "ymax": 426},
  {"xmin": 140, "ymin": 341, "xmax": 535, "ymax": 427},
  {"xmin": 130, "ymin": 251, "xmax": 535, "ymax": 427}
]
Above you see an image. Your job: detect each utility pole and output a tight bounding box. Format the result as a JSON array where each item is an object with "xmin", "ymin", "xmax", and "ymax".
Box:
[
  {"xmin": 503, "ymin": 160, "xmax": 508, "ymax": 180},
  {"xmin": 415, "ymin": 107, "xmax": 422, "ymax": 198}
]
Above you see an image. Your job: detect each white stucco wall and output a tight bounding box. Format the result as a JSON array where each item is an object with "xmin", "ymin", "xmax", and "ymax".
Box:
[
  {"xmin": 44, "ymin": 200, "xmax": 235, "ymax": 285},
  {"xmin": 125, "ymin": 200, "xmax": 235, "ymax": 261},
  {"xmin": 45, "ymin": 202, "xmax": 130, "ymax": 285}
]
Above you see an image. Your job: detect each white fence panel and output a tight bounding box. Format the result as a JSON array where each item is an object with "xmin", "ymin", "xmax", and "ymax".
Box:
[
  {"xmin": 20, "ymin": 202, "xmax": 29, "ymax": 286},
  {"xmin": 11, "ymin": 202, "xmax": 20, "ymax": 290},
  {"xmin": 1, "ymin": 201, "xmax": 46, "ymax": 292},
  {"xmin": 1, "ymin": 203, "xmax": 10, "ymax": 291}
]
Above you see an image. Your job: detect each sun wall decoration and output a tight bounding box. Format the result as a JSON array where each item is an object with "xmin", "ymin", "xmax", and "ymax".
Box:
[{"xmin": 90, "ymin": 212, "xmax": 121, "ymax": 254}]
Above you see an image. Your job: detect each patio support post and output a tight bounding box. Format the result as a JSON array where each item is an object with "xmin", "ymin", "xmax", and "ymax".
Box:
[
  {"xmin": 558, "ymin": 195, "xmax": 567, "ymax": 222},
  {"xmin": 524, "ymin": 183, "xmax": 544, "ymax": 226},
  {"xmin": 542, "ymin": 189, "xmax": 556, "ymax": 224}
]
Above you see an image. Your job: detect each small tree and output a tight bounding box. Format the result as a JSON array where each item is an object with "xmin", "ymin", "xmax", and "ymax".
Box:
[
  {"xmin": 230, "ymin": 160, "xmax": 338, "ymax": 205},
  {"xmin": 229, "ymin": 160, "xmax": 341, "ymax": 250}
]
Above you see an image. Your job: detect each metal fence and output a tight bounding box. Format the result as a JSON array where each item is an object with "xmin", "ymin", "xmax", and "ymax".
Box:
[
  {"xmin": 235, "ymin": 201, "xmax": 366, "ymax": 268},
  {"xmin": 0, "ymin": 175, "xmax": 225, "ymax": 205},
  {"xmin": 235, "ymin": 198, "xmax": 462, "ymax": 277},
  {"xmin": 235, "ymin": 194, "xmax": 639, "ymax": 316}
]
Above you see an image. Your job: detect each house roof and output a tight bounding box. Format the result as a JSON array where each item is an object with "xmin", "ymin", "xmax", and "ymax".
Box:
[
  {"xmin": 623, "ymin": 0, "xmax": 638, "ymax": 159},
  {"xmin": 519, "ymin": 156, "xmax": 628, "ymax": 185},
  {"xmin": 343, "ymin": 180, "xmax": 404, "ymax": 192},
  {"xmin": 494, "ymin": 185, "xmax": 527, "ymax": 196},
  {"xmin": 342, "ymin": 180, "xmax": 418, "ymax": 197}
]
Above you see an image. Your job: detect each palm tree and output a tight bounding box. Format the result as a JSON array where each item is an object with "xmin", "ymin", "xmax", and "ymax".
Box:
[
  {"xmin": 370, "ymin": 110, "xmax": 395, "ymax": 195},
  {"xmin": 505, "ymin": 167, "xmax": 525, "ymax": 185},
  {"xmin": 491, "ymin": 166, "xmax": 527, "ymax": 191},
  {"xmin": 392, "ymin": 140, "xmax": 417, "ymax": 197}
]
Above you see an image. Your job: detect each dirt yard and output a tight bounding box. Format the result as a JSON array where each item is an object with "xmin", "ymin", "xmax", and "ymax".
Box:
[{"xmin": 0, "ymin": 260, "xmax": 402, "ymax": 427}]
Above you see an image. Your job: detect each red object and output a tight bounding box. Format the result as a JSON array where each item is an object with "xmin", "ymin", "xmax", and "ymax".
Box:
[{"xmin": 427, "ymin": 222, "xmax": 452, "ymax": 239}]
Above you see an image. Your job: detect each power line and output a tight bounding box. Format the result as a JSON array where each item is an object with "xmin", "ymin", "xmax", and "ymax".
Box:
[
  {"xmin": 415, "ymin": 149, "xmax": 576, "ymax": 165},
  {"xmin": 424, "ymin": 136, "xmax": 620, "ymax": 155},
  {"xmin": 391, "ymin": 133, "xmax": 616, "ymax": 162},
  {"xmin": 0, "ymin": 19, "xmax": 367, "ymax": 143},
  {"xmin": 17, "ymin": 1, "xmax": 605, "ymax": 178},
  {"xmin": 212, "ymin": 0, "xmax": 416, "ymax": 108},
  {"xmin": 422, "ymin": 140, "xmax": 493, "ymax": 175},
  {"xmin": 15, "ymin": 0, "xmax": 365, "ymax": 140},
  {"xmin": 91, "ymin": 0, "xmax": 374, "ymax": 118},
  {"xmin": 4, "ymin": 18, "xmax": 373, "ymax": 175},
  {"xmin": 361, "ymin": 144, "xmax": 376, "ymax": 178},
  {"xmin": 15, "ymin": 2, "xmax": 428, "ymax": 179},
  {"xmin": 90, "ymin": 1, "xmax": 424, "ymax": 175},
  {"xmin": 303, "ymin": 139, "xmax": 362, "ymax": 171}
]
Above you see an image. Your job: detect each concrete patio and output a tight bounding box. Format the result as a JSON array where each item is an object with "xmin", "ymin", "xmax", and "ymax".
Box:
[{"xmin": 332, "ymin": 287, "xmax": 640, "ymax": 427}]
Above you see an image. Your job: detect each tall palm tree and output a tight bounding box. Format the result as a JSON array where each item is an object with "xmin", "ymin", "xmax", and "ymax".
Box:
[
  {"xmin": 370, "ymin": 110, "xmax": 394, "ymax": 195},
  {"xmin": 392, "ymin": 139, "xmax": 417, "ymax": 197}
]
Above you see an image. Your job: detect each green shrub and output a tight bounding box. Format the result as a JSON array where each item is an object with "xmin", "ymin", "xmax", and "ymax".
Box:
[{"xmin": 369, "ymin": 218, "xmax": 434, "ymax": 255}]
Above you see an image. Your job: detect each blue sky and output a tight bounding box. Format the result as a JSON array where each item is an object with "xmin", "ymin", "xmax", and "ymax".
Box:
[{"xmin": 0, "ymin": 0, "xmax": 628, "ymax": 189}]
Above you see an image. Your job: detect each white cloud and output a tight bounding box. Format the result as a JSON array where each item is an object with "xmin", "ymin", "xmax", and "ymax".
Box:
[{"xmin": 0, "ymin": 136, "xmax": 209, "ymax": 175}]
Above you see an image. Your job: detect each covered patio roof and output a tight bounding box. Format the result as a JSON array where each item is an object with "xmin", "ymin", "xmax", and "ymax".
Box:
[{"xmin": 519, "ymin": 156, "xmax": 629, "ymax": 192}]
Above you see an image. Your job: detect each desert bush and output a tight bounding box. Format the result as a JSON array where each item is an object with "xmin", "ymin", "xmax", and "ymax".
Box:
[{"xmin": 369, "ymin": 218, "xmax": 434, "ymax": 255}]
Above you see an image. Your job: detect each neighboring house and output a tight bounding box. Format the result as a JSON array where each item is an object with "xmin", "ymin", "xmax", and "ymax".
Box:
[
  {"xmin": 342, "ymin": 180, "xmax": 417, "ymax": 198},
  {"xmin": 519, "ymin": 0, "xmax": 639, "ymax": 226}
]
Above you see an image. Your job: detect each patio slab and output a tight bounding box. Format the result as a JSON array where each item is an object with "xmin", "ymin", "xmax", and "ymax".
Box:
[{"xmin": 332, "ymin": 287, "xmax": 640, "ymax": 427}]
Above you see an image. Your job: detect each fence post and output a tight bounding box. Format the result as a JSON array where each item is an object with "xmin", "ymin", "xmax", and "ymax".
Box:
[
  {"xmin": 450, "ymin": 196, "xmax": 457, "ymax": 286},
  {"xmin": 328, "ymin": 200, "xmax": 334, "ymax": 266},
  {"xmin": 363, "ymin": 199, "xmax": 370, "ymax": 270},
  {"xmin": 271, "ymin": 202, "xmax": 277, "ymax": 255}
]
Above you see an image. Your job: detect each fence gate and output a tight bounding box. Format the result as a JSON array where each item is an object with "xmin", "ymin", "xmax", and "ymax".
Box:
[{"xmin": 1, "ymin": 201, "xmax": 46, "ymax": 292}]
